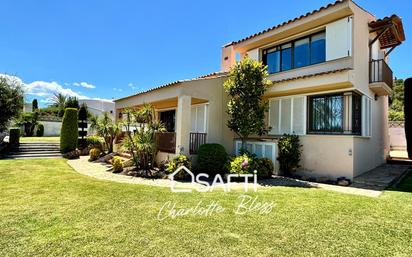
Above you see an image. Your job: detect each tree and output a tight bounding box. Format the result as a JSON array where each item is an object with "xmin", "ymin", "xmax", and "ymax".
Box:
[
  {"xmin": 122, "ymin": 104, "xmax": 166, "ymax": 174},
  {"xmin": 223, "ymin": 56, "xmax": 271, "ymax": 149},
  {"xmin": 32, "ymin": 99, "xmax": 38, "ymax": 111},
  {"xmin": 404, "ymin": 78, "xmax": 412, "ymax": 159},
  {"xmin": 60, "ymin": 108, "xmax": 79, "ymax": 153},
  {"xmin": 65, "ymin": 96, "xmax": 79, "ymax": 109},
  {"xmin": 16, "ymin": 112, "xmax": 39, "ymax": 136},
  {"xmin": 0, "ymin": 76, "xmax": 24, "ymax": 132},
  {"xmin": 89, "ymin": 112, "xmax": 122, "ymax": 154},
  {"xmin": 78, "ymin": 103, "xmax": 88, "ymax": 147},
  {"xmin": 389, "ymin": 79, "xmax": 404, "ymax": 121},
  {"xmin": 52, "ymin": 93, "xmax": 67, "ymax": 117}
]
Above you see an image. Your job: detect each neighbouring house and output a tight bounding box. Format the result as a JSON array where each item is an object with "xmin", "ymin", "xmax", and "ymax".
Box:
[
  {"xmin": 79, "ymin": 99, "xmax": 115, "ymax": 118},
  {"xmin": 114, "ymin": 0, "xmax": 405, "ymax": 180},
  {"xmin": 23, "ymin": 102, "xmax": 33, "ymax": 113}
]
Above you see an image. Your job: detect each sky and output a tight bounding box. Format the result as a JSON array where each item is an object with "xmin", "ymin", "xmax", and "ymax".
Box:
[{"xmin": 1, "ymin": 0, "xmax": 411, "ymax": 106}]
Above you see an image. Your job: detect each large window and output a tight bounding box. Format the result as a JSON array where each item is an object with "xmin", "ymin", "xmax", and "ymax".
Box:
[
  {"xmin": 308, "ymin": 92, "xmax": 361, "ymax": 135},
  {"xmin": 262, "ymin": 31, "xmax": 326, "ymax": 74},
  {"xmin": 268, "ymin": 96, "xmax": 306, "ymax": 135}
]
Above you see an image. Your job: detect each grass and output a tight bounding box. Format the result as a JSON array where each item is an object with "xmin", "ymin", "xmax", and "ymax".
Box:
[
  {"xmin": 20, "ymin": 136, "xmax": 60, "ymax": 142},
  {"xmin": 0, "ymin": 159, "xmax": 411, "ymax": 256}
]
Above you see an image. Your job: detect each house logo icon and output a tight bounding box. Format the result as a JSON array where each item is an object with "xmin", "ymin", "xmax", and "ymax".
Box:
[{"xmin": 169, "ymin": 166, "xmax": 195, "ymax": 193}]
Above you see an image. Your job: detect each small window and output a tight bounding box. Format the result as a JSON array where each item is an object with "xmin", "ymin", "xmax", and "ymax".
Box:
[
  {"xmin": 294, "ymin": 38, "xmax": 310, "ymax": 68},
  {"xmin": 265, "ymin": 47, "xmax": 281, "ymax": 74},
  {"xmin": 281, "ymin": 43, "xmax": 292, "ymax": 71},
  {"xmin": 310, "ymin": 32, "xmax": 326, "ymax": 64}
]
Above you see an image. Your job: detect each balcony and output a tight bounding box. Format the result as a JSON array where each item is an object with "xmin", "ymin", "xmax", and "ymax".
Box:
[
  {"xmin": 189, "ymin": 132, "xmax": 207, "ymax": 154},
  {"xmin": 369, "ymin": 59, "xmax": 393, "ymax": 96},
  {"xmin": 156, "ymin": 132, "xmax": 176, "ymax": 153}
]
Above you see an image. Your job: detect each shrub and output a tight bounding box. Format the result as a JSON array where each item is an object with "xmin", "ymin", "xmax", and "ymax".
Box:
[
  {"xmin": 166, "ymin": 155, "xmax": 192, "ymax": 179},
  {"xmin": 256, "ymin": 158, "xmax": 274, "ymax": 179},
  {"xmin": 112, "ymin": 156, "xmax": 123, "ymax": 173},
  {"xmin": 405, "ymin": 78, "xmax": 412, "ymax": 159},
  {"xmin": 60, "ymin": 108, "xmax": 79, "ymax": 153},
  {"xmin": 36, "ymin": 123, "xmax": 44, "ymax": 137},
  {"xmin": 227, "ymin": 154, "xmax": 255, "ymax": 175},
  {"xmin": 63, "ymin": 149, "xmax": 80, "ymax": 159},
  {"xmin": 197, "ymin": 144, "xmax": 228, "ymax": 175},
  {"xmin": 277, "ymin": 134, "xmax": 302, "ymax": 176},
  {"xmin": 89, "ymin": 148, "xmax": 101, "ymax": 161},
  {"xmin": 9, "ymin": 128, "xmax": 20, "ymax": 147},
  {"xmin": 86, "ymin": 136, "xmax": 104, "ymax": 150}
]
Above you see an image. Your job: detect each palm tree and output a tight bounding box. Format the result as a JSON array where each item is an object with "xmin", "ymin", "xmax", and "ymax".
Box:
[
  {"xmin": 52, "ymin": 93, "xmax": 67, "ymax": 117},
  {"xmin": 89, "ymin": 112, "xmax": 122, "ymax": 153}
]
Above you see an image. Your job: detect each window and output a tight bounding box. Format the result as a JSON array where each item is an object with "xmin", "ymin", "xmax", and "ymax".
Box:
[
  {"xmin": 262, "ymin": 31, "xmax": 326, "ymax": 74},
  {"xmin": 281, "ymin": 43, "xmax": 292, "ymax": 71},
  {"xmin": 294, "ymin": 38, "xmax": 310, "ymax": 68},
  {"xmin": 190, "ymin": 104, "xmax": 208, "ymax": 133},
  {"xmin": 309, "ymin": 94, "xmax": 344, "ymax": 133},
  {"xmin": 308, "ymin": 92, "xmax": 362, "ymax": 135},
  {"xmin": 235, "ymin": 140, "xmax": 276, "ymax": 164},
  {"xmin": 310, "ymin": 32, "xmax": 326, "ymax": 64},
  {"xmin": 362, "ymin": 96, "xmax": 372, "ymax": 137},
  {"xmin": 269, "ymin": 96, "xmax": 306, "ymax": 135}
]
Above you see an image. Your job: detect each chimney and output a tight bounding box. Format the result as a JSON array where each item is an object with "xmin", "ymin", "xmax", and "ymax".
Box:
[{"xmin": 221, "ymin": 43, "xmax": 236, "ymax": 72}]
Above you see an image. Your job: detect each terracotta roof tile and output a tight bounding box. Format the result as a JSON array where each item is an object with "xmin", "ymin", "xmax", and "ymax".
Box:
[
  {"xmin": 229, "ymin": 0, "xmax": 348, "ymax": 46},
  {"xmin": 272, "ymin": 68, "xmax": 351, "ymax": 84},
  {"xmin": 114, "ymin": 71, "xmax": 226, "ymax": 102}
]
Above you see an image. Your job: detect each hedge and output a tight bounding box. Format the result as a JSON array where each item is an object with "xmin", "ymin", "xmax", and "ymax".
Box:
[
  {"xmin": 197, "ymin": 144, "xmax": 228, "ymax": 175},
  {"xmin": 60, "ymin": 108, "xmax": 78, "ymax": 153},
  {"xmin": 36, "ymin": 123, "xmax": 44, "ymax": 137},
  {"xmin": 9, "ymin": 128, "xmax": 20, "ymax": 147}
]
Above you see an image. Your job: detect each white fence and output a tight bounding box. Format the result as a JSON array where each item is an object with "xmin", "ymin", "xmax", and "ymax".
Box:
[{"xmin": 389, "ymin": 121, "xmax": 406, "ymax": 150}]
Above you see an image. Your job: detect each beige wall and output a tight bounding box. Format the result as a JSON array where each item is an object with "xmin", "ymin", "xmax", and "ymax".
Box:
[{"xmin": 298, "ymin": 135, "xmax": 354, "ymax": 179}]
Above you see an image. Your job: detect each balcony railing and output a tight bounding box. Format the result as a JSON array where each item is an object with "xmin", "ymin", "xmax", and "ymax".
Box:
[
  {"xmin": 156, "ymin": 132, "xmax": 176, "ymax": 153},
  {"xmin": 189, "ymin": 132, "xmax": 207, "ymax": 154},
  {"xmin": 370, "ymin": 59, "xmax": 393, "ymax": 88}
]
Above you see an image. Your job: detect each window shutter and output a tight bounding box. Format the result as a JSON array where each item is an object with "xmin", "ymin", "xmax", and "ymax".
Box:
[
  {"xmin": 190, "ymin": 106, "xmax": 196, "ymax": 132},
  {"xmin": 280, "ymin": 98, "xmax": 292, "ymax": 134},
  {"xmin": 292, "ymin": 96, "xmax": 305, "ymax": 135},
  {"xmin": 196, "ymin": 105, "xmax": 205, "ymax": 132},
  {"xmin": 269, "ymin": 99, "xmax": 280, "ymax": 135}
]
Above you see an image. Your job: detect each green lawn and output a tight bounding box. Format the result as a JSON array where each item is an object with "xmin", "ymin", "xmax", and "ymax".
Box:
[
  {"xmin": 0, "ymin": 159, "xmax": 411, "ymax": 256},
  {"xmin": 20, "ymin": 136, "xmax": 60, "ymax": 142}
]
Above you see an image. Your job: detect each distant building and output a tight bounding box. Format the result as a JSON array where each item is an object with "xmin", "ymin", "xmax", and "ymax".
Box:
[
  {"xmin": 23, "ymin": 103, "xmax": 32, "ymax": 113},
  {"xmin": 79, "ymin": 99, "xmax": 115, "ymax": 118}
]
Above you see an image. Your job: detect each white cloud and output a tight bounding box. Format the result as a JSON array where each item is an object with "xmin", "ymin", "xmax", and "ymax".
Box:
[
  {"xmin": 128, "ymin": 82, "xmax": 137, "ymax": 90},
  {"xmin": 113, "ymin": 87, "xmax": 123, "ymax": 92},
  {"xmin": 73, "ymin": 81, "xmax": 96, "ymax": 89}
]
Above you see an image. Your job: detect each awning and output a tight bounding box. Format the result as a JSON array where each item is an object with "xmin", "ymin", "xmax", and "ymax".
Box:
[{"xmin": 369, "ymin": 15, "xmax": 405, "ymax": 55}]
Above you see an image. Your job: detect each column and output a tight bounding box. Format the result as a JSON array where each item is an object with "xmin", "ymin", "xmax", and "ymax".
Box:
[{"xmin": 175, "ymin": 95, "xmax": 191, "ymax": 155}]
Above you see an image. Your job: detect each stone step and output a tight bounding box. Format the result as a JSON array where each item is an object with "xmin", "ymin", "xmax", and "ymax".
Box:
[
  {"xmin": 9, "ymin": 150, "xmax": 61, "ymax": 155},
  {"xmin": 18, "ymin": 147, "xmax": 60, "ymax": 151},
  {"xmin": 2, "ymin": 155, "xmax": 63, "ymax": 159},
  {"xmin": 2, "ymin": 153, "xmax": 63, "ymax": 159},
  {"xmin": 19, "ymin": 143, "xmax": 60, "ymax": 146}
]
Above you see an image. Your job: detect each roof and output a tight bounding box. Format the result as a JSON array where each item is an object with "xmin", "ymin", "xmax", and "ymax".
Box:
[
  {"xmin": 114, "ymin": 71, "xmax": 226, "ymax": 102},
  {"xmin": 272, "ymin": 68, "xmax": 351, "ymax": 84},
  {"xmin": 369, "ymin": 15, "xmax": 405, "ymax": 49},
  {"xmin": 226, "ymin": 0, "xmax": 349, "ymax": 46}
]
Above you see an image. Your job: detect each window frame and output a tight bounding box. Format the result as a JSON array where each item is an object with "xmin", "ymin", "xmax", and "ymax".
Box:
[
  {"xmin": 307, "ymin": 92, "xmax": 362, "ymax": 135},
  {"xmin": 262, "ymin": 31, "xmax": 326, "ymax": 74}
]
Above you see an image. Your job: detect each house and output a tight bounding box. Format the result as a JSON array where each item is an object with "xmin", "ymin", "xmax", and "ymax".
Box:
[
  {"xmin": 114, "ymin": 0, "xmax": 405, "ymax": 180},
  {"xmin": 79, "ymin": 99, "xmax": 115, "ymax": 118}
]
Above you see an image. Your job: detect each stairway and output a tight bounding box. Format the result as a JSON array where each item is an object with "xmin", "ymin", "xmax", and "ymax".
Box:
[{"xmin": 2, "ymin": 142, "xmax": 62, "ymax": 159}]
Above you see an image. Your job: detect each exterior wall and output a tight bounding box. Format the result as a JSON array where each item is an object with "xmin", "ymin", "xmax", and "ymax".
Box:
[
  {"xmin": 41, "ymin": 121, "xmax": 62, "ymax": 136},
  {"xmin": 298, "ymin": 135, "xmax": 354, "ymax": 179},
  {"xmin": 79, "ymin": 99, "xmax": 115, "ymax": 118}
]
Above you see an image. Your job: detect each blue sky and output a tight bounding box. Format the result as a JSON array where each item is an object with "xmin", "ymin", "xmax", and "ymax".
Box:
[{"xmin": 0, "ymin": 0, "xmax": 410, "ymax": 106}]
